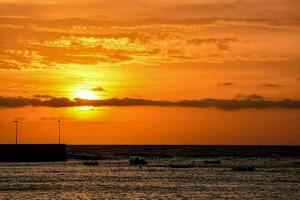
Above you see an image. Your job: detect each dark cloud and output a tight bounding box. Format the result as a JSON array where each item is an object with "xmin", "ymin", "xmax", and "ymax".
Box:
[
  {"xmin": 92, "ymin": 87, "xmax": 105, "ymax": 92},
  {"xmin": 296, "ymin": 77, "xmax": 300, "ymax": 81},
  {"xmin": 187, "ymin": 38, "xmax": 237, "ymax": 51},
  {"xmin": 0, "ymin": 96, "xmax": 73, "ymax": 108},
  {"xmin": 1, "ymin": 95, "xmax": 300, "ymax": 110},
  {"xmin": 33, "ymin": 94, "xmax": 54, "ymax": 99},
  {"xmin": 235, "ymin": 94, "xmax": 265, "ymax": 101},
  {"xmin": 260, "ymin": 84, "xmax": 281, "ymax": 88},
  {"xmin": 218, "ymin": 82, "xmax": 235, "ymax": 87},
  {"xmin": 0, "ymin": 96, "xmax": 41, "ymax": 107},
  {"xmin": 42, "ymin": 97, "xmax": 74, "ymax": 108}
]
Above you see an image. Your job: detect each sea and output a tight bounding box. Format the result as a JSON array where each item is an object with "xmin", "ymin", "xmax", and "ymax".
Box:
[{"xmin": 0, "ymin": 145, "xmax": 299, "ymax": 199}]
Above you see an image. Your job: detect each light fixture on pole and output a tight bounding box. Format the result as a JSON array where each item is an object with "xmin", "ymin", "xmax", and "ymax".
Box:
[
  {"xmin": 13, "ymin": 120, "xmax": 19, "ymax": 145},
  {"xmin": 58, "ymin": 120, "xmax": 61, "ymax": 144}
]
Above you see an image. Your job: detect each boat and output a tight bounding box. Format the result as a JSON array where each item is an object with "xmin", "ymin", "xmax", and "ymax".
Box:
[
  {"xmin": 129, "ymin": 158, "xmax": 148, "ymax": 165},
  {"xmin": 232, "ymin": 166, "xmax": 255, "ymax": 172},
  {"xmin": 83, "ymin": 161, "xmax": 99, "ymax": 166},
  {"xmin": 204, "ymin": 160, "xmax": 221, "ymax": 164},
  {"xmin": 168, "ymin": 164, "xmax": 194, "ymax": 168}
]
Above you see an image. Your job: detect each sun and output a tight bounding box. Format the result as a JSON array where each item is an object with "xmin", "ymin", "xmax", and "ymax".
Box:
[{"xmin": 75, "ymin": 90, "xmax": 98, "ymax": 100}]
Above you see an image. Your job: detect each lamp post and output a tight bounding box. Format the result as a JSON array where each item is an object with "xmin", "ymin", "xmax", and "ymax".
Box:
[
  {"xmin": 58, "ymin": 120, "xmax": 61, "ymax": 144},
  {"xmin": 13, "ymin": 120, "xmax": 18, "ymax": 144}
]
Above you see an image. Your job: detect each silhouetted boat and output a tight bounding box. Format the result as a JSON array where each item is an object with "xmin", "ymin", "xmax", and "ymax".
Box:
[
  {"xmin": 294, "ymin": 161, "xmax": 300, "ymax": 166},
  {"xmin": 232, "ymin": 166, "xmax": 255, "ymax": 172},
  {"xmin": 129, "ymin": 158, "xmax": 148, "ymax": 165},
  {"xmin": 168, "ymin": 164, "xmax": 194, "ymax": 168},
  {"xmin": 204, "ymin": 160, "xmax": 221, "ymax": 164},
  {"xmin": 83, "ymin": 161, "xmax": 99, "ymax": 166}
]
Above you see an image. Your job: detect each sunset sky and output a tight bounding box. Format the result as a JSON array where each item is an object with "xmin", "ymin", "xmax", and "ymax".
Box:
[{"xmin": 0, "ymin": 0, "xmax": 300, "ymax": 144}]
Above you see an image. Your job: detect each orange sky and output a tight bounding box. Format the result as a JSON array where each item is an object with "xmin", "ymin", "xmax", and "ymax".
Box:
[{"xmin": 0, "ymin": 0, "xmax": 300, "ymax": 144}]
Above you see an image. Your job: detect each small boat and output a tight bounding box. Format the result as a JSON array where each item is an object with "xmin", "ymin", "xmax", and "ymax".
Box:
[
  {"xmin": 204, "ymin": 160, "xmax": 221, "ymax": 164},
  {"xmin": 232, "ymin": 166, "xmax": 255, "ymax": 172},
  {"xmin": 83, "ymin": 161, "xmax": 99, "ymax": 166},
  {"xmin": 129, "ymin": 158, "xmax": 148, "ymax": 165},
  {"xmin": 168, "ymin": 164, "xmax": 194, "ymax": 168},
  {"xmin": 294, "ymin": 161, "xmax": 300, "ymax": 166}
]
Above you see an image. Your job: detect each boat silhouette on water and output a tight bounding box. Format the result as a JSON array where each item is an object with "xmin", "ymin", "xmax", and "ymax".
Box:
[
  {"xmin": 129, "ymin": 158, "xmax": 148, "ymax": 165},
  {"xmin": 232, "ymin": 166, "xmax": 255, "ymax": 172},
  {"xmin": 83, "ymin": 161, "xmax": 99, "ymax": 166}
]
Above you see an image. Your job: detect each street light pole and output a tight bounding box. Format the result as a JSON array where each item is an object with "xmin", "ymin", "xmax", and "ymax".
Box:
[
  {"xmin": 13, "ymin": 120, "xmax": 18, "ymax": 144},
  {"xmin": 58, "ymin": 120, "xmax": 61, "ymax": 144}
]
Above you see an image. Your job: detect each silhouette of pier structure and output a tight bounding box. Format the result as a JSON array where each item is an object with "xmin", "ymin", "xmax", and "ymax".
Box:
[{"xmin": 0, "ymin": 120, "xmax": 67, "ymax": 162}]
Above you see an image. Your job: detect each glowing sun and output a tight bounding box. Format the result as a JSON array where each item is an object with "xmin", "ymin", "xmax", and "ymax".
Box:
[{"xmin": 75, "ymin": 90, "xmax": 98, "ymax": 100}]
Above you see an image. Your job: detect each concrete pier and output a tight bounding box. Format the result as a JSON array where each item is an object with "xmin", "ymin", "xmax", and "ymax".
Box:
[{"xmin": 0, "ymin": 144, "xmax": 67, "ymax": 162}]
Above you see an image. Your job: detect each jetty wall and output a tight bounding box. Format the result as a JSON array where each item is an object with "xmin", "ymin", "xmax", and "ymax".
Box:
[{"xmin": 0, "ymin": 144, "xmax": 67, "ymax": 162}]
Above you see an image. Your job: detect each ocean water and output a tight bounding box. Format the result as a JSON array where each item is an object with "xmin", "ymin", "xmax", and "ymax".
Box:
[{"xmin": 0, "ymin": 146, "xmax": 300, "ymax": 199}]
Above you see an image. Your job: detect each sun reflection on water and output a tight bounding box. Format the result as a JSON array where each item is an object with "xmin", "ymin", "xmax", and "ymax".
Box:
[
  {"xmin": 65, "ymin": 106, "xmax": 106, "ymax": 120},
  {"xmin": 78, "ymin": 106, "xmax": 94, "ymax": 111}
]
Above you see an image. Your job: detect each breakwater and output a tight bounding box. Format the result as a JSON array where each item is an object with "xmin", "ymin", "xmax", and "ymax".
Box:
[{"xmin": 0, "ymin": 144, "xmax": 67, "ymax": 162}]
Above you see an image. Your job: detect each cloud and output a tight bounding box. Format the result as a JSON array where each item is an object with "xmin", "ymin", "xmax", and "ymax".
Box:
[
  {"xmin": 0, "ymin": 0, "xmax": 299, "ymax": 72},
  {"xmin": 235, "ymin": 94, "xmax": 265, "ymax": 101},
  {"xmin": 187, "ymin": 38, "xmax": 237, "ymax": 51},
  {"xmin": 0, "ymin": 96, "xmax": 73, "ymax": 108},
  {"xmin": 92, "ymin": 86, "xmax": 105, "ymax": 92},
  {"xmin": 296, "ymin": 77, "xmax": 300, "ymax": 81},
  {"xmin": 218, "ymin": 82, "xmax": 235, "ymax": 87},
  {"xmin": 0, "ymin": 96, "xmax": 41, "ymax": 107},
  {"xmin": 0, "ymin": 60, "xmax": 22, "ymax": 70},
  {"xmin": 0, "ymin": 14, "xmax": 299, "ymax": 70},
  {"xmin": 2, "ymin": 0, "xmax": 299, "ymax": 21},
  {"xmin": 260, "ymin": 84, "xmax": 281, "ymax": 88},
  {"xmin": 1, "ymin": 95, "xmax": 300, "ymax": 110},
  {"xmin": 42, "ymin": 97, "xmax": 74, "ymax": 107},
  {"xmin": 163, "ymin": 0, "xmax": 300, "ymax": 19},
  {"xmin": 33, "ymin": 94, "xmax": 54, "ymax": 99}
]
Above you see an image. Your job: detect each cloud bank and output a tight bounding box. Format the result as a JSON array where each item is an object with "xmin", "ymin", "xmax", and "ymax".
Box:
[
  {"xmin": 0, "ymin": 0, "xmax": 300, "ymax": 70},
  {"xmin": 1, "ymin": 95, "xmax": 300, "ymax": 110}
]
